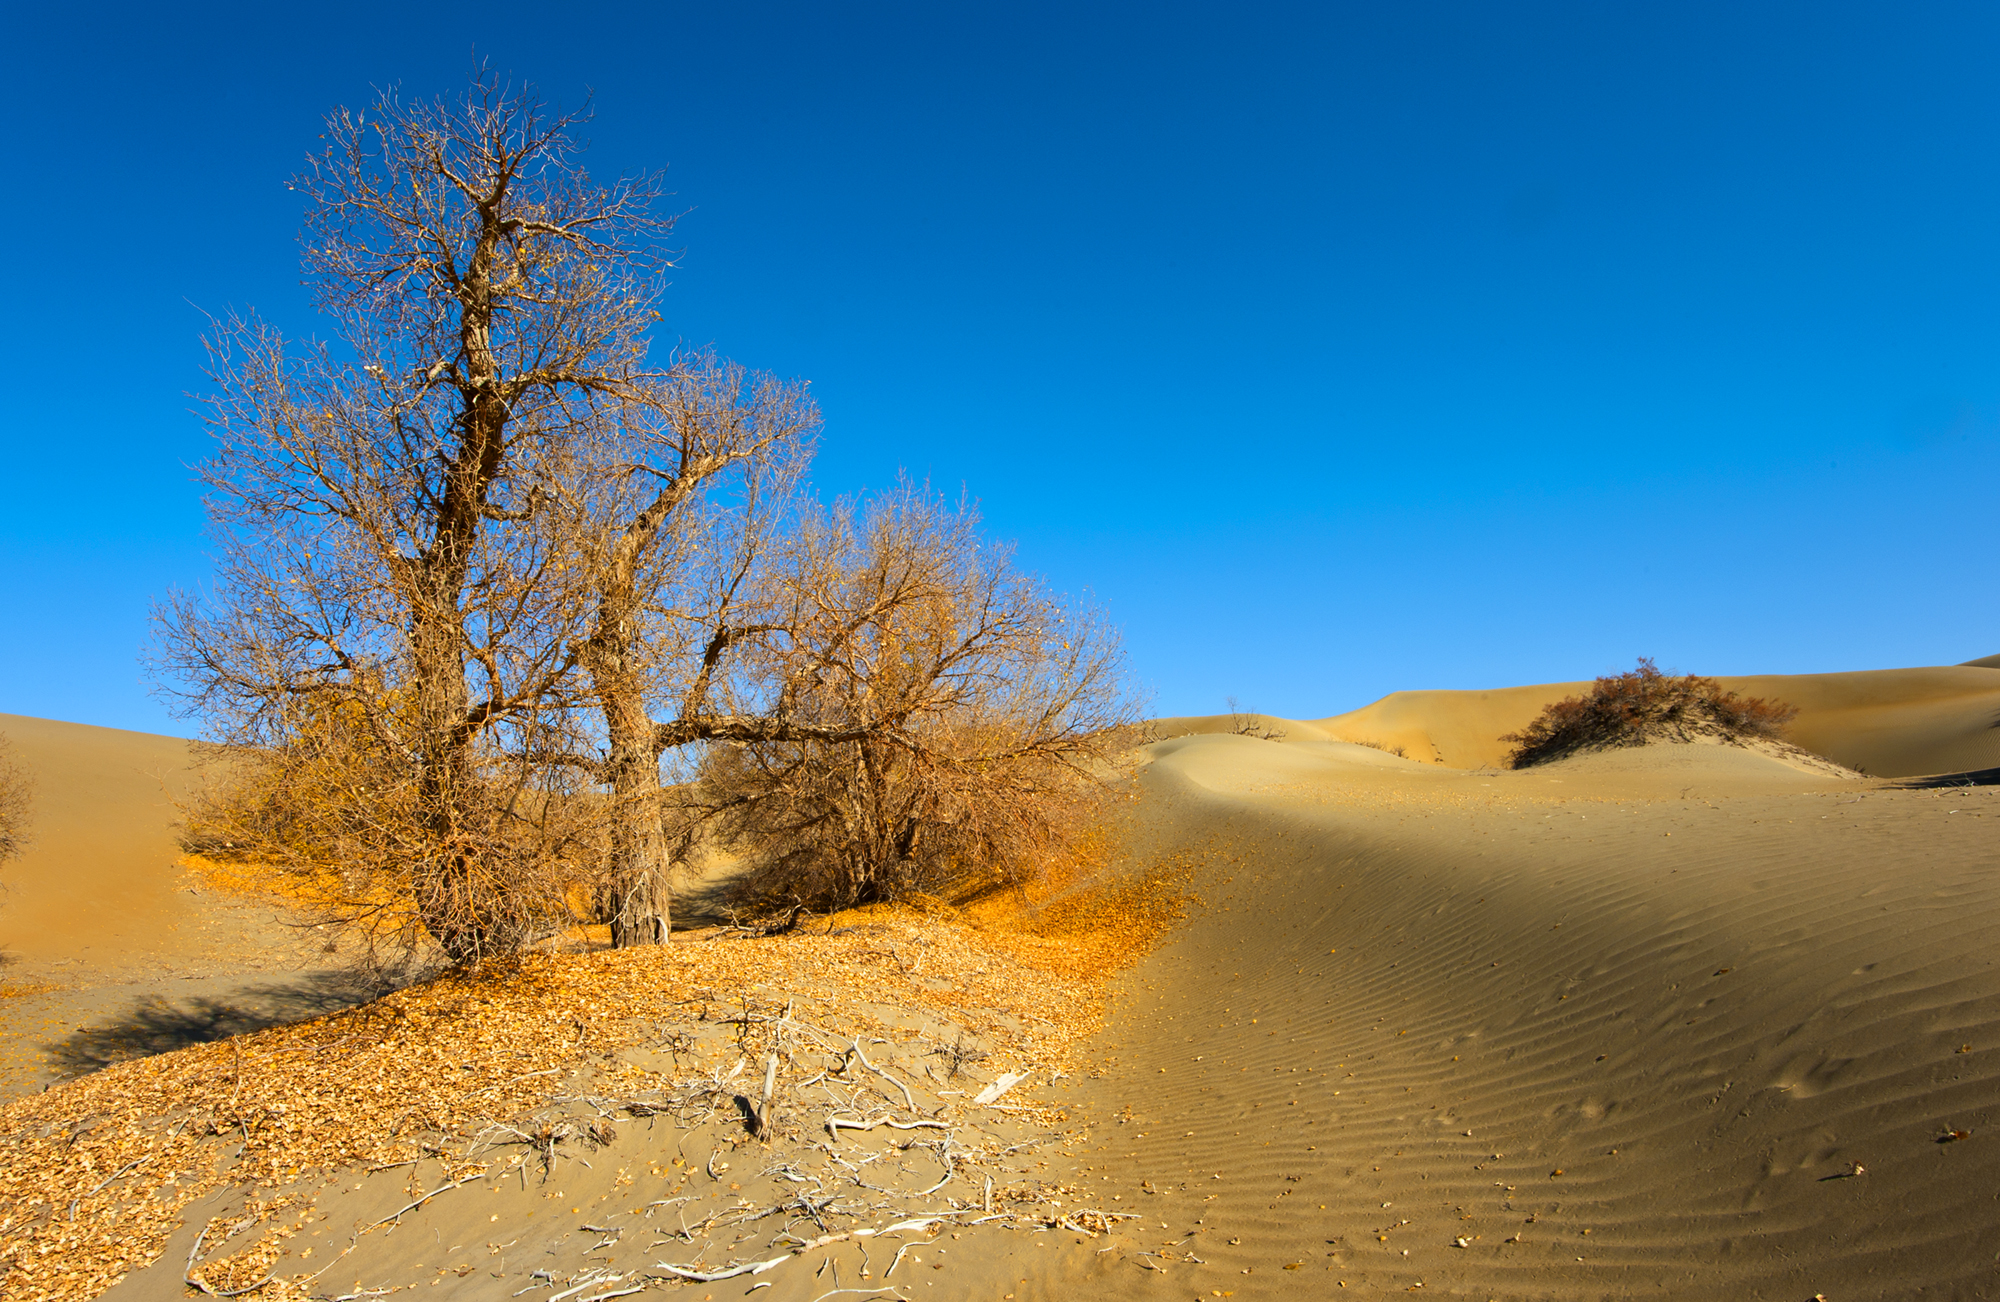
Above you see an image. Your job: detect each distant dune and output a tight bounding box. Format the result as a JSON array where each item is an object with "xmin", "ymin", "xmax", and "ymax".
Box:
[
  {"xmin": 0, "ymin": 716, "xmax": 323, "ymax": 1099},
  {"xmin": 1165, "ymin": 659, "xmax": 2000, "ymax": 777},
  {"xmin": 0, "ymin": 714, "xmax": 201, "ymax": 964}
]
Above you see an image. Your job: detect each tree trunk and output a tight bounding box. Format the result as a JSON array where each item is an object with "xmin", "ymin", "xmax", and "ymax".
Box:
[
  {"xmin": 602, "ymin": 688, "xmax": 672, "ymax": 947},
  {"xmin": 409, "ymin": 212, "xmax": 513, "ymax": 962},
  {"xmin": 584, "ymin": 573, "xmax": 674, "ymax": 948},
  {"xmin": 410, "ymin": 562, "xmax": 487, "ymax": 961}
]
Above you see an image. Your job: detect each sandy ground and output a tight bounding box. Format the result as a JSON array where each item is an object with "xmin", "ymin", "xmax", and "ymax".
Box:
[
  {"xmin": 1034, "ymin": 731, "xmax": 2000, "ymax": 1299},
  {"xmin": 0, "ymin": 714, "xmax": 360, "ymax": 1098},
  {"xmin": 10, "ymin": 657, "xmax": 2000, "ymax": 1299}
]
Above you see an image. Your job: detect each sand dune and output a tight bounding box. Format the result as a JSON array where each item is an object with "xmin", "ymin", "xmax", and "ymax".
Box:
[
  {"xmin": 1047, "ymin": 729, "xmax": 2000, "ymax": 1298},
  {"xmin": 0, "ymin": 713, "xmax": 202, "ymax": 963},
  {"xmin": 0, "ymin": 715, "xmax": 330, "ymax": 1097},
  {"xmin": 1307, "ymin": 660, "xmax": 2000, "ymax": 777}
]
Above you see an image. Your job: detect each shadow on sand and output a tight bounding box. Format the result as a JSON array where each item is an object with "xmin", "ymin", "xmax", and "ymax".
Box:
[
  {"xmin": 43, "ymin": 874, "xmax": 786, "ymax": 1087},
  {"xmin": 671, "ymin": 874, "xmax": 753, "ymax": 931},
  {"xmin": 44, "ymin": 971, "xmax": 388, "ymax": 1082},
  {"xmin": 1896, "ymin": 766, "xmax": 2000, "ymax": 789}
]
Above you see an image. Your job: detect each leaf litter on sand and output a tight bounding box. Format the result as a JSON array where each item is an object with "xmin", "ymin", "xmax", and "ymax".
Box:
[{"xmin": 0, "ymin": 853, "xmax": 1194, "ymax": 1301}]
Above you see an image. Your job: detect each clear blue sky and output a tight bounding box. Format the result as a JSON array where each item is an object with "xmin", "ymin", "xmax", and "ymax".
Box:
[{"xmin": 4, "ymin": 2, "xmax": 1997, "ymax": 736}]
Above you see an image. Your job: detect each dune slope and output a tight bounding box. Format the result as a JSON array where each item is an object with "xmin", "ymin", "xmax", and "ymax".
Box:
[
  {"xmin": 0, "ymin": 713, "xmax": 201, "ymax": 962},
  {"xmin": 0, "ymin": 715, "xmax": 331, "ymax": 1098},
  {"xmin": 1051, "ymin": 732, "xmax": 2000, "ymax": 1299}
]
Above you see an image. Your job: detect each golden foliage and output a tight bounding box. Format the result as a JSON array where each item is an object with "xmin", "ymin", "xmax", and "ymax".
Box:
[{"xmin": 0, "ymin": 851, "xmax": 1186, "ymax": 1300}]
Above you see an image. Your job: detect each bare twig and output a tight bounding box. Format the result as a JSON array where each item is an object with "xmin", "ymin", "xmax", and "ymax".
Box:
[
  {"xmin": 362, "ymin": 1174, "xmax": 482, "ymax": 1233},
  {"xmin": 843, "ymin": 1039, "xmax": 918, "ymax": 1111},
  {"xmin": 182, "ymin": 1223, "xmax": 277, "ymax": 1298},
  {"xmin": 825, "ymin": 1115, "xmax": 948, "ymax": 1144},
  {"xmin": 652, "ymin": 1254, "xmax": 792, "ymax": 1282}
]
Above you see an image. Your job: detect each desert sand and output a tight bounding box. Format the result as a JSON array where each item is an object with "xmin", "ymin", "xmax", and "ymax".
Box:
[
  {"xmin": 0, "ymin": 714, "xmax": 360, "ymax": 1098},
  {"xmin": 6, "ymin": 658, "xmax": 2000, "ymax": 1300}
]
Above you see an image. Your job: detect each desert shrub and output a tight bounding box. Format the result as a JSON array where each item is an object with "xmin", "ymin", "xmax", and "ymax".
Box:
[
  {"xmin": 1224, "ymin": 698, "xmax": 1287, "ymax": 741},
  {"xmin": 178, "ymin": 694, "xmax": 600, "ymax": 967},
  {"xmin": 0, "ymin": 733, "xmax": 32, "ymax": 864},
  {"xmin": 1351, "ymin": 737, "xmax": 1408, "ymax": 758},
  {"xmin": 699, "ymin": 484, "xmax": 1142, "ymax": 915},
  {"xmin": 707, "ymin": 731, "xmax": 1111, "ymax": 914},
  {"xmin": 1501, "ymin": 658, "xmax": 1796, "ymax": 768}
]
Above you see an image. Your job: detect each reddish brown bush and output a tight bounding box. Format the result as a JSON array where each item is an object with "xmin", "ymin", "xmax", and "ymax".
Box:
[{"xmin": 1501, "ymin": 658, "xmax": 1797, "ymax": 768}]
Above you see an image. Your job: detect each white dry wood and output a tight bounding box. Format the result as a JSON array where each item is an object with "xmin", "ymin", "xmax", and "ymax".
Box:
[
  {"xmin": 973, "ymin": 1071, "xmax": 1027, "ymax": 1105},
  {"xmin": 844, "ymin": 1039, "xmax": 918, "ymax": 1110},
  {"xmin": 548, "ymin": 1273, "xmax": 620, "ymax": 1302},
  {"xmin": 758, "ymin": 1051, "xmax": 779, "ymax": 1134},
  {"xmin": 825, "ymin": 1115, "xmax": 948, "ymax": 1143},
  {"xmin": 791, "ymin": 1216, "xmax": 943, "ymax": 1254},
  {"xmin": 653, "ymin": 1254, "xmax": 793, "ymax": 1282}
]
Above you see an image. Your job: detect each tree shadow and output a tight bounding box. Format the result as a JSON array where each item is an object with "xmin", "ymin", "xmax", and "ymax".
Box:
[
  {"xmin": 44, "ymin": 971, "xmax": 388, "ymax": 1081},
  {"xmin": 672, "ymin": 872, "xmax": 756, "ymax": 931},
  {"xmin": 1895, "ymin": 766, "xmax": 2000, "ymax": 789}
]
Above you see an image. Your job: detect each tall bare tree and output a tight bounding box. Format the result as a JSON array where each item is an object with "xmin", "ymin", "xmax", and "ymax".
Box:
[
  {"xmin": 155, "ymin": 76, "xmax": 1144, "ymax": 962},
  {"xmin": 155, "ymin": 76, "xmax": 672, "ymax": 962}
]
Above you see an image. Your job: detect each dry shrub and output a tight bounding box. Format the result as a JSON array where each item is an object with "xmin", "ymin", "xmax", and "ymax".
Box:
[
  {"xmin": 1351, "ymin": 737, "xmax": 1408, "ymax": 758},
  {"xmin": 178, "ymin": 697, "xmax": 599, "ymax": 968},
  {"xmin": 1226, "ymin": 697, "xmax": 1287, "ymax": 740},
  {"xmin": 1501, "ymin": 657, "xmax": 1797, "ymax": 768},
  {"xmin": 710, "ymin": 737, "xmax": 1110, "ymax": 915},
  {"xmin": 0, "ymin": 732, "xmax": 31, "ymax": 865},
  {"xmin": 703, "ymin": 484, "xmax": 1143, "ymax": 915}
]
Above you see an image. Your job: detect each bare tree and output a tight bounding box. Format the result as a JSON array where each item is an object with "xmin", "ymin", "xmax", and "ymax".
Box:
[
  {"xmin": 154, "ymin": 75, "xmax": 670, "ymax": 963},
  {"xmin": 700, "ymin": 482, "xmax": 1142, "ymax": 912},
  {"xmin": 0, "ymin": 733, "xmax": 32, "ymax": 867}
]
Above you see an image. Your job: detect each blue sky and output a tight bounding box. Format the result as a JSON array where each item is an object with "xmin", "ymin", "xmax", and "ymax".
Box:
[{"xmin": 4, "ymin": 2, "xmax": 1997, "ymax": 736}]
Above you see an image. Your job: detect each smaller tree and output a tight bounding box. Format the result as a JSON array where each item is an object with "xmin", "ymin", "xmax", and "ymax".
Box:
[
  {"xmin": 701, "ymin": 483, "xmax": 1141, "ymax": 912},
  {"xmin": 0, "ymin": 733, "xmax": 33, "ymax": 866},
  {"xmin": 1500, "ymin": 658, "xmax": 1796, "ymax": 768}
]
